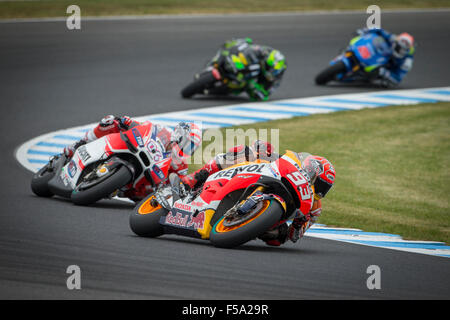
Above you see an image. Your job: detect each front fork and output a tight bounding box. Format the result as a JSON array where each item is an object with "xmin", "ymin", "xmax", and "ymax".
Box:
[
  {"xmin": 332, "ymin": 51, "xmax": 360, "ymax": 79},
  {"xmin": 235, "ymin": 186, "xmax": 287, "ymax": 216}
]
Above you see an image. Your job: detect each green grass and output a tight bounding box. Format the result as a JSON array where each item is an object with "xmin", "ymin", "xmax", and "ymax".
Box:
[
  {"xmin": 1, "ymin": 0, "xmax": 450, "ymax": 19},
  {"xmin": 190, "ymin": 102, "xmax": 450, "ymax": 243}
]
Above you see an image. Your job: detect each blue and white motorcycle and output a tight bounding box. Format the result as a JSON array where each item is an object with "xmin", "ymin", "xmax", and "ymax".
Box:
[{"xmin": 315, "ymin": 32, "xmax": 392, "ymax": 85}]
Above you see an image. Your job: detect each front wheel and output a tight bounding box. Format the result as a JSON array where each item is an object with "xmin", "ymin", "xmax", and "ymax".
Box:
[
  {"xmin": 181, "ymin": 72, "xmax": 217, "ymax": 98},
  {"xmin": 31, "ymin": 160, "xmax": 58, "ymax": 197},
  {"xmin": 315, "ymin": 61, "xmax": 347, "ymax": 85},
  {"xmin": 210, "ymin": 199, "xmax": 284, "ymax": 248},
  {"xmin": 71, "ymin": 165, "xmax": 132, "ymax": 206},
  {"xmin": 129, "ymin": 195, "xmax": 167, "ymax": 237}
]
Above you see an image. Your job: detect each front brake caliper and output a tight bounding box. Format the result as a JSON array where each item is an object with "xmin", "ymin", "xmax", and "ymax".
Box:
[{"xmin": 236, "ymin": 191, "xmax": 269, "ymax": 216}]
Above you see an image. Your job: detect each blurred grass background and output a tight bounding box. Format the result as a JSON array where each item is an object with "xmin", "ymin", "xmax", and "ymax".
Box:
[{"xmin": 1, "ymin": 0, "xmax": 450, "ymax": 19}]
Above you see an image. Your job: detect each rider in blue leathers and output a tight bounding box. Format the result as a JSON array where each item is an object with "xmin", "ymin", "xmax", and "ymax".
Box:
[{"xmin": 356, "ymin": 28, "xmax": 415, "ymax": 87}]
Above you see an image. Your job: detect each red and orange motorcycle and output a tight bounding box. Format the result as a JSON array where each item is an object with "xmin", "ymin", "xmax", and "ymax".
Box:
[{"xmin": 130, "ymin": 150, "xmax": 314, "ymax": 248}]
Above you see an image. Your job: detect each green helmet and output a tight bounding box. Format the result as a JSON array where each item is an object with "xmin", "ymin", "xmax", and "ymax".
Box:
[{"xmin": 264, "ymin": 49, "xmax": 287, "ymax": 82}]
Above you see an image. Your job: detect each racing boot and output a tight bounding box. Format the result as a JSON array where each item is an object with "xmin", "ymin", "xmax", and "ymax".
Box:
[
  {"xmin": 258, "ymin": 223, "xmax": 289, "ymax": 246},
  {"xmin": 258, "ymin": 209, "xmax": 310, "ymax": 246}
]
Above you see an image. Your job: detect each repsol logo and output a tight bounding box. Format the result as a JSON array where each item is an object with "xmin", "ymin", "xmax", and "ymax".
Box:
[{"xmin": 212, "ymin": 164, "xmax": 265, "ymax": 179}]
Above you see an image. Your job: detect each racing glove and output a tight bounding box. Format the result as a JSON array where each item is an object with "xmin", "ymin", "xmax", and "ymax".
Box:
[{"xmin": 116, "ymin": 115, "xmax": 134, "ymax": 130}]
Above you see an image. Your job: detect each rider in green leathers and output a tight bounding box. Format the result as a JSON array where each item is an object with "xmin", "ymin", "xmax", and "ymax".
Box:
[{"xmin": 206, "ymin": 38, "xmax": 287, "ymax": 101}]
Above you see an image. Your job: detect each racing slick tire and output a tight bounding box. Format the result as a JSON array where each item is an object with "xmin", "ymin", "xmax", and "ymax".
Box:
[
  {"xmin": 181, "ymin": 72, "xmax": 217, "ymax": 98},
  {"xmin": 31, "ymin": 162, "xmax": 57, "ymax": 197},
  {"xmin": 210, "ymin": 199, "xmax": 284, "ymax": 249},
  {"xmin": 315, "ymin": 61, "xmax": 347, "ymax": 85},
  {"xmin": 71, "ymin": 165, "xmax": 132, "ymax": 206},
  {"xmin": 129, "ymin": 194, "xmax": 167, "ymax": 237}
]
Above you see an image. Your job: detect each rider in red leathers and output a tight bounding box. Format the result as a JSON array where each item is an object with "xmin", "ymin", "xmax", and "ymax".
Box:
[
  {"xmin": 63, "ymin": 115, "xmax": 202, "ymax": 200},
  {"xmin": 181, "ymin": 140, "xmax": 335, "ymax": 246}
]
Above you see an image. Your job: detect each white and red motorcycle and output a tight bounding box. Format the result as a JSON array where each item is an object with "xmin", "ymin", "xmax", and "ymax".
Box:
[{"xmin": 31, "ymin": 122, "xmax": 173, "ymax": 205}]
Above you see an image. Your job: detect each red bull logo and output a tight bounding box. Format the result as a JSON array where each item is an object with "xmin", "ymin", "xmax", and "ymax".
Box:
[
  {"xmin": 187, "ymin": 211, "xmax": 205, "ymax": 230},
  {"xmin": 165, "ymin": 211, "xmax": 189, "ymax": 227},
  {"xmin": 164, "ymin": 209, "xmax": 205, "ymax": 230}
]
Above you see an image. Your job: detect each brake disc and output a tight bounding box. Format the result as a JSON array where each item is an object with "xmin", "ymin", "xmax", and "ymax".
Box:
[{"xmin": 222, "ymin": 201, "xmax": 264, "ymax": 227}]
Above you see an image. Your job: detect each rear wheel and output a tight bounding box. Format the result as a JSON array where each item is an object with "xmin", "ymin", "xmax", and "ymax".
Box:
[
  {"xmin": 315, "ymin": 61, "xmax": 347, "ymax": 85},
  {"xmin": 181, "ymin": 72, "xmax": 217, "ymax": 98},
  {"xmin": 129, "ymin": 195, "xmax": 167, "ymax": 237},
  {"xmin": 71, "ymin": 165, "xmax": 132, "ymax": 206},
  {"xmin": 210, "ymin": 199, "xmax": 283, "ymax": 248}
]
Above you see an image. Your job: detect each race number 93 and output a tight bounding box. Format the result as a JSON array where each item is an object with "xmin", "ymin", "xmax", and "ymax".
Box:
[{"xmin": 286, "ymin": 171, "xmax": 312, "ymax": 200}]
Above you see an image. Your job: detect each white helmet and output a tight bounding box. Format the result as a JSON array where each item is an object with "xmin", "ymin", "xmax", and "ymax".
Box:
[
  {"xmin": 393, "ymin": 32, "xmax": 414, "ymax": 59},
  {"xmin": 171, "ymin": 122, "xmax": 202, "ymax": 157}
]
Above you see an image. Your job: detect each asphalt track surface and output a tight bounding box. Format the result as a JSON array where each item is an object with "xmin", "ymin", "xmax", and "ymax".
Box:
[{"xmin": 1, "ymin": 10, "xmax": 450, "ymax": 299}]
